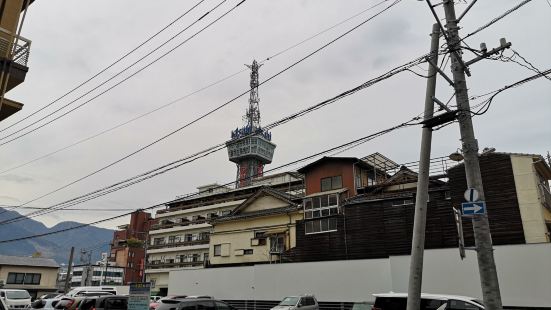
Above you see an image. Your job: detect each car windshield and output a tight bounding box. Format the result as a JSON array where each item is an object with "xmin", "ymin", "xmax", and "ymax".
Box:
[
  {"xmin": 278, "ymin": 297, "xmax": 299, "ymax": 306},
  {"xmin": 6, "ymin": 291, "xmax": 31, "ymax": 299}
]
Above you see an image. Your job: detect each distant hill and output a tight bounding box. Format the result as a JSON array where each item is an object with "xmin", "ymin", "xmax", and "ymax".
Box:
[{"xmin": 0, "ymin": 208, "xmax": 114, "ymax": 264}]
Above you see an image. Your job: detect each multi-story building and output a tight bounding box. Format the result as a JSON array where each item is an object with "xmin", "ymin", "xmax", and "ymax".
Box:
[
  {"xmin": 0, "ymin": 0, "xmax": 34, "ymax": 122},
  {"xmin": 70, "ymin": 263, "xmax": 124, "ymax": 287},
  {"xmin": 109, "ymin": 211, "xmax": 153, "ymax": 284},
  {"xmin": 0, "ymin": 254, "xmax": 59, "ymax": 299},
  {"xmin": 145, "ymin": 172, "xmax": 303, "ymax": 295}
]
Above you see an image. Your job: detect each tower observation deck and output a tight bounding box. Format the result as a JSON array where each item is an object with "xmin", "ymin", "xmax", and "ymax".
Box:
[{"xmin": 226, "ymin": 60, "xmax": 276, "ymax": 188}]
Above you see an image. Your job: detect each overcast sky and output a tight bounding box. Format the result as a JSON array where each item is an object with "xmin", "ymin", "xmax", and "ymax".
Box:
[{"xmin": 0, "ymin": 0, "xmax": 549, "ymax": 231}]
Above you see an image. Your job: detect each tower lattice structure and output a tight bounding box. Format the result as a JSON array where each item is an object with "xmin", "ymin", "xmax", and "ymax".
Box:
[{"xmin": 226, "ymin": 60, "xmax": 276, "ymax": 187}]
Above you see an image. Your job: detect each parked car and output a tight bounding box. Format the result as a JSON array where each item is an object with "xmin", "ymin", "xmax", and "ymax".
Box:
[
  {"xmin": 150, "ymin": 296, "xmax": 189, "ymax": 310},
  {"xmin": 53, "ymin": 298, "xmax": 79, "ymax": 310},
  {"xmin": 38, "ymin": 295, "xmax": 61, "ymax": 301},
  {"xmin": 150, "ymin": 297, "xmax": 162, "ymax": 303},
  {"xmin": 31, "ymin": 299, "xmax": 61, "ymax": 310},
  {"xmin": 271, "ymin": 295, "xmax": 318, "ymax": 310},
  {"xmin": 93, "ymin": 296, "xmax": 128, "ymax": 310},
  {"xmin": 0, "ymin": 289, "xmax": 32, "ymax": 310},
  {"xmin": 65, "ymin": 288, "xmax": 117, "ymax": 298},
  {"xmin": 154, "ymin": 298, "xmax": 235, "ymax": 310},
  {"xmin": 372, "ymin": 293, "xmax": 485, "ymax": 310},
  {"xmin": 1, "ymin": 297, "xmax": 9, "ymax": 310}
]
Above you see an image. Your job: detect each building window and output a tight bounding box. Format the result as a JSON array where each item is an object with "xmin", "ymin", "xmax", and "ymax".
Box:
[
  {"xmin": 269, "ymin": 235, "xmax": 285, "ymax": 253},
  {"xmin": 153, "ymin": 237, "xmax": 165, "ymax": 245},
  {"xmin": 168, "ymin": 235, "xmax": 178, "ymax": 244},
  {"xmin": 305, "ymin": 218, "xmax": 338, "ymax": 234},
  {"xmin": 243, "ymin": 249, "xmax": 253, "ymax": 255},
  {"xmin": 391, "ymin": 199, "xmax": 414, "ymax": 206},
  {"xmin": 320, "ymin": 175, "xmax": 343, "ymax": 192},
  {"xmin": 7, "ymin": 273, "xmax": 24, "ymax": 284},
  {"xmin": 185, "ymin": 234, "xmax": 193, "ymax": 242},
  {"xmin": 7, "ymin": 273, "xmax": 41, "ymax": 285},
  {"xmin": 213, "ymin": 245, "xmax": 222, "ymax": 256},
  {"xmin": 304, "ymin": 193, "xmax": 339, "ymax": 219}
]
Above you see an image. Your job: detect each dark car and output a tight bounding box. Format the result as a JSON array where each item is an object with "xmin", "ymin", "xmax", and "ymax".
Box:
[
  {"xmin": 94, "ymin": 296, "xmax": 128, "ymax": 310},
  {"xmin": 156, "ymin": 298, "xmax": 236, "ymax": 310}
]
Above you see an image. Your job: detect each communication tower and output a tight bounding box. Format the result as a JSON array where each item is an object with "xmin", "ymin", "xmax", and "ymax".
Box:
[{"xmin": 226, "ymin": 60, "xmax": 276, "ymax": 187}]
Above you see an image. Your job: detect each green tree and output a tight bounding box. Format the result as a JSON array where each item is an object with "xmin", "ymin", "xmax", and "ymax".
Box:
[{"xmin": 127, "ymin": 238, "xmax": 144, "ymax": 248}]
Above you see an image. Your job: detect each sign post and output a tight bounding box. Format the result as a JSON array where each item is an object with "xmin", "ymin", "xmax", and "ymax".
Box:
[{"xmin": 128, "ymin": 282, "xmax": 151, "ymax": 310}]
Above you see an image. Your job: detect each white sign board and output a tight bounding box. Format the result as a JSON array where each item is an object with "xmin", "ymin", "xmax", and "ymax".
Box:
[
  {"xmin": 464, "ymin": 188, "xmax": 479, "ymax": 202},
  {"xmin": 128, "ymin": 282, "xmax": 151, "ymax": 310}
]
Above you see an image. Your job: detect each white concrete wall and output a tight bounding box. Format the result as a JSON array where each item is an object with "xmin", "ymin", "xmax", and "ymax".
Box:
[{"xmin": 168, "ymin": 243, "xmax": 551, "ymax": 308}]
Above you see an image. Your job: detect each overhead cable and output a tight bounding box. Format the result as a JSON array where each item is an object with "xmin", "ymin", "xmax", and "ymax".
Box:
[{"xmin": 0, "ymin": 0, "xmax": 404, "ymax": 218}]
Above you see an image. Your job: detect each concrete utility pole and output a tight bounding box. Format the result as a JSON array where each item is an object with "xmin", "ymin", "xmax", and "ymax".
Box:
[
  {"xmin": 441, "ymin": 0, "xmax": 503, "ymax": 309},
  {"xmin": 64, "ymin": 247, "xmax": 74, "ymax": 293},
  {"xmin": 406, "ymin": 23, "xmax": 440, "ymax": 310}
]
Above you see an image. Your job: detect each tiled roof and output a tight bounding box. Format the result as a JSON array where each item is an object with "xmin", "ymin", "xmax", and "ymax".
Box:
[{"xmin": 0, "ymin": 255, "xmax": 59, "ymax": 268}]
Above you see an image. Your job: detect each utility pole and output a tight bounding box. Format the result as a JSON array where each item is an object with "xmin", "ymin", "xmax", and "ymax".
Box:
[
  {"xmin": 64, "ymin": 247, "xmax": 74, "ymax": 293},
  {"xmin": 102, "ymin": 253, "xmax": 109, "ymax": 285},
  {"xmin": 441, "ymin": 0, "xmax": 503, "ymax": 308},
  {"xmin": 406, "ymin": 23, "xmax": 440, "ymax": 310}
]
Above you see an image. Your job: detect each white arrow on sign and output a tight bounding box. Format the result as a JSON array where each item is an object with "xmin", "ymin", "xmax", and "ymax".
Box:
[{"xmin": 463, "ymin": 203, "xmax": 483, "ymax": 213}]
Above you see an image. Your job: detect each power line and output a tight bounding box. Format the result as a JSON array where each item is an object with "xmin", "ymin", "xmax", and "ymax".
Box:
[
  {"xmin": 0, "ymin": 0, "xmax": 207, "ymax": 134},
  {"xmin": 0, "ymin": 0, "xmax": 404, "ymax": 218},
  {"xmin": 0, "ymin": 0, "xmax": 391, "ymax": 176},
  {"xmin": 0, "ymin": 116, "xmax": 420, "ymax": 244},
  {"xmin": 470, "ymin": 68, "xmax": 551, "ymax": 116},
  {"xmin": 0, "ymin": 0, "xmax": 241, "ymax": 145},
  {"xmin": 0, "ymin": 205, "xmax": 136, "ymax": 212},
  {"xmin": 463, "ymin": 0, "xmax": 533, "ymax": 40},
  {"xmin": 0, "ymin": 45, "xmax": 428, "ymax": 225}
]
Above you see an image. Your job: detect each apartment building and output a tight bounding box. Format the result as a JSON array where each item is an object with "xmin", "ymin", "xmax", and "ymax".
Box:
[
  {"xmin": 0, "ymin": 0, "xmax": 34, "ymax": 122},
  {"xmin": 109, "ymin": 211, "xmax": 153, "ymax": 284},
  {"xmin": 70, "ymin": 263, "xmax": 124, "ymax": 287},
  {"xmin": 145, "ymin": 172, "xmax": 303, "ymax": 295}
]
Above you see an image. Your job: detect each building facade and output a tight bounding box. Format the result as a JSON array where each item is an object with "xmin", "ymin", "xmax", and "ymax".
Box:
[
  {"xmin": 145, "ymin": 172, "xmax": 303, "ymax": 295},
  {"xmin": 0, "ymin": 0, "xmax": 33, "ymax": 122},
  {"xmin": 109, "ymin": 211, "xmax": 153, "ymax": 284},
  {"xmin": 209, "ymin": 187, "xmax": 302, "ymax": 267},
  {"xmin": 0, "ymin": 255, "xmax": 59, "ymax": 299},
  {"xmin": 286, "ymin": 151, "xmax": 551, "ymax": 262},
  {"xmin": 70, "ymin": 263, "xmax": 124, "ymax": 287}
]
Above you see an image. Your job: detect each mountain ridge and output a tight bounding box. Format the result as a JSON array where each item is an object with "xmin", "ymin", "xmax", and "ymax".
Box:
[{"xmin": 0, "ymin": 208, "xmax": 114, "ymax": 264}]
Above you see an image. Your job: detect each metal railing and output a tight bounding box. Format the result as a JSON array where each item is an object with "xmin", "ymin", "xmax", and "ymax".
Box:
[
  {"xmin": 539, "ymin": 183, "xmax": 551, "ymax": 211},
  {"xmin": 150, "ymin": 218, "xmax": 208, "ymax": 231},
  {"xmin": 0, "ymin": 27, "xmax": 31, "ymax": 66},
  {"xmin": 145, "ymin": 260, "xmax": 204, "ymax": 269},
  {"xmin": 148, "ymin": 238, "xmax": 209, "ymax": 250}
]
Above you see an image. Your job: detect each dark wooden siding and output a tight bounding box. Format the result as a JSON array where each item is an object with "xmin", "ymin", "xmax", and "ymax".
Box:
[
  {"xmin": 286, "ymin": 154, "xmax": 526, "ymax": 262},
  {"xmin": 447, "ymin": 153, "xmax": 525, "ymax": 246}
]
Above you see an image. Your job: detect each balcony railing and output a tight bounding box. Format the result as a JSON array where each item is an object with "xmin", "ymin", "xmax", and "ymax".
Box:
[
  {"xmin": 539, "ymin": 183, "xmax": 551, "ymax": 211},
  {"xmin": 0, "ymin": 28, "xmax": 31, "ymax": 66},
  {"xmin": 145, "ymin": 261, "xmax": 204, "ymax": 270},
  {"xmin": 148, "ymin": 238, "xmax": 209, "ymax": 250},
  {"xmin": 150, "ymin": 218, "xmax": 208, "ymax": 231}
]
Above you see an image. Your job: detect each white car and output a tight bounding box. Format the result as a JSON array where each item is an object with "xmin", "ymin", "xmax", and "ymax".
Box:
[
  {"xmin": 0, "ymin": 290, "xmax": 31, "ymax": 310},
  {"xmin": 372, "ymin": 293, "xmax": 484, "ymax": 310},
  {"xmin": 31, "ymin": 299, "xmax": 61, "ymax": 310},
  {"xmin": 271, "ymin": 295, "xmax": 319, "ymax": 310}
]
